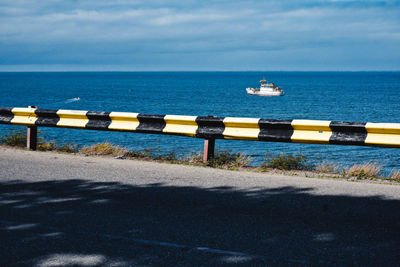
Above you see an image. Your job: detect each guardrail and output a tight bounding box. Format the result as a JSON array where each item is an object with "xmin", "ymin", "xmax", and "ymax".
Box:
[{"xmin": 1, "ymin": 107, "xmax": 400, "ymax": 162}]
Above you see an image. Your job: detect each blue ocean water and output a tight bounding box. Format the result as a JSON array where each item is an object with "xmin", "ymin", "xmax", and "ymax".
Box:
[{"xmin": 1, "ymin": 72, "xmax": 400, "ymax": 172}]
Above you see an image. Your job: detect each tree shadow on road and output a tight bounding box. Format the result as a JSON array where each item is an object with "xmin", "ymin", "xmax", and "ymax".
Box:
[{"xmin": 1, "ymin": 178, "xmax": 400, "ymax": 266}]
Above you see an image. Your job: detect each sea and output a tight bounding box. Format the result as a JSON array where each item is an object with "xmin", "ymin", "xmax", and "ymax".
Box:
[{"xmin": 1, "ymin": 71, "xmax": 399, "ymax": 173}]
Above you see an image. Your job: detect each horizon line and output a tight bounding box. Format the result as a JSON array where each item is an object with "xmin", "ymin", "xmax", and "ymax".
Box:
[{"xmin": 0, "ymin": 70, "xmax": 399, "ymax": 73}]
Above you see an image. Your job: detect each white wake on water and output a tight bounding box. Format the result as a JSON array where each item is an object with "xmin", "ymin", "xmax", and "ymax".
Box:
[{"xmin": 64, "ymin": 97, "xmax": 80, "ymax": 103}]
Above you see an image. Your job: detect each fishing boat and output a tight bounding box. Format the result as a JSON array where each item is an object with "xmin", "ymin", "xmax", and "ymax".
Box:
[{"xmin": 246, "ymin": 78, "xmax": 284, "ymax": 96}]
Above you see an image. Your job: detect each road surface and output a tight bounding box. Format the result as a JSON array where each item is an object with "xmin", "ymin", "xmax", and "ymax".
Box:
[{"xmin": 1, "ymin": 147, "xmax": 400, "ymax": 266}]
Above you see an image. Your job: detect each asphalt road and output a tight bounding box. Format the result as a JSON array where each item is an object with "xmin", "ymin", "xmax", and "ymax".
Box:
[{"xmin": 1, "ymin": 147, "xmax": 400, "ymax": 266}]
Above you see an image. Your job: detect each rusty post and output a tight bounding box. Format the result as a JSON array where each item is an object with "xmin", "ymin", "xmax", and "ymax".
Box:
[
  {"xmin": 27, "ymin": 126, "xmax": 37, "ymax": 150},
  {"xmin": 203, "ymin": 138, "xmax": 215, "ymax": 163},
  {"xmin": 27, "ymin": 106, "xmax": 38, "ymax": 151}
]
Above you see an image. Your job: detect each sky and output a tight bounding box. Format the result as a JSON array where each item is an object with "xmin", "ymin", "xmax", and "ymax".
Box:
[{"xmin": 0, "ymin": 0, "xmax": 399, "ymax": 71}]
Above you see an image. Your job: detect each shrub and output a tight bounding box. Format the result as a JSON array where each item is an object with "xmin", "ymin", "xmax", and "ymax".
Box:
[
  {"xmin": 56, "ymin": 143, "xmax": 80, "ymax": 153},
  {"xmin": 187, "ymin": 153, "xmax": 204, "ymax": 164},
  {"xmin": 315, "ymin": 162, "xmax": 340, "ymax": 174},
  {"xmin": 125, "ymin": 148, "xmax": 155, "ymax": 158},
  {"xmin": 389, "ymin": 169, "xmax": 400, "ymax": 181},
  {"xmin": 211, "ymin": 151, "xmax": 251, "ymax": 168},
  {"xmin": 217, "ymin": 151, "xmax": 250, "ymax": 168},
  {"xmin": 79, "ymin": 142, "xmax": 127, "ymax": 156},
  {"xmin": 0, "ymin": 129, "xmax": 27, "ymax": 147},
  {"xmin": 347, "ymin": 162, "xmax": 382, "ymax": 178},
  {"xmin": 0, "ymin": 129, "xmax": 58, "ymax": 151},
  {"xmin": 155, "ymin": 151, "xmax": 177, "ymax": 162},
  {"xmin": 261, "ymin": 153, "xmax": 312, "ymax": 171},
  {"xmin": 187, "ymin": 150, "xmax": 251, "ymax": 168},
  {"xmin": 37, "ymin": 141, "xmax": 57, "ymax": 151}
]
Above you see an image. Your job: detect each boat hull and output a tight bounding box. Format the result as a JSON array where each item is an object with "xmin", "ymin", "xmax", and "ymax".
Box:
[{"xmin": 246, "ymin": 88, "xmax": 284, "ymax": 96}]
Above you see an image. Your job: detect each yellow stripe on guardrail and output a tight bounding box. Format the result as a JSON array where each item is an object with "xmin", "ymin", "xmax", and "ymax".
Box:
[
  {"xmin": 108, "ymin": 112, "xmax": 140, "ymax": 131},
  {"xmin": 163, "ymin": 115, "xmax": 198, "ymax": 137},
  {"xmin": 365, "ymin": 123, "xmax": 400, "ymax": 148},
  {"xmin": 57, "ymin": 109, "xmax": 88, "ymax": 128},
  {"xmin": 223, "ymin": 117, "xmax": 260, "ymax": 141},
  {"xmin": 291, "ymin": 120, "xmax": 332, "ymax": 144},
  {"xmin": 11, "ymin": 107, "xmax": 37, "ymax": 125}
]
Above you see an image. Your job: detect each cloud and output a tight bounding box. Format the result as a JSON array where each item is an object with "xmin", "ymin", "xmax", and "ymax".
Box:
[{"xmin": 0, "ymin": 0, "xmax": 399, "ymax": 70}]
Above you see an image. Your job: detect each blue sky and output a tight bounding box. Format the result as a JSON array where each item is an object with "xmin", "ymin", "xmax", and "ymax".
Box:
[{"xmin": 0, "ymin": 0, "xmax": 399, "ymax": 71}]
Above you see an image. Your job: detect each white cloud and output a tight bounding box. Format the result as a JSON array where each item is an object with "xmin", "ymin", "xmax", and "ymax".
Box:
[{"xmin": 0, "ymin": 0, "xmax": 399, "ymax": 69}]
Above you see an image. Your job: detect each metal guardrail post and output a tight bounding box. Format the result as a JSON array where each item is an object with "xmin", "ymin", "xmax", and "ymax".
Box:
[
  {"xmin": 27, "ymin": 126, "xmax": 37, "ymax": 151},
  {"xmin": 26, "ymin": 106, "xmax": 37, "ymax": 150},
  {"xmin": 203, "ymin": 138, "xmax": 215, "ymax": 163}
]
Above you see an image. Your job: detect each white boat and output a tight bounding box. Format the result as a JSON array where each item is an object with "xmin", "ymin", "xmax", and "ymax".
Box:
[{"xmin": 246, "ymin": 78, "xmax": 284, "ymax": 96}]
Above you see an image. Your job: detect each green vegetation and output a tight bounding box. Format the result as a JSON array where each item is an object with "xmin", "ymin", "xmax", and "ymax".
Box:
[
  {"xmin": 125, "ymin": 148, "xmax": 156, "ymax": 159},
  {"xmin": 188, "ymin": 150, "xmax": 251, "ymax": 169},
  {"xmin": 0, "ymin": 129, "xmax": 79, "ymax": 153},
  {"xmin": 126, "ymin": 149, "xmax": 178, "ymax": 162},
  {"xmin": 0, "ymin": 129, "xmax": 27, "ymax": 147},
  {"xmin": 212, "ymin": 151, "xmax": 251, "ymax": 168},
  {"xmin": 153, "ymin": 151, "xmax": 177, "ymax": 162},
  {"xmin": 260, "ymin": 153, "xmax": 313, "ymax": 171},
  {"xmin": 1, "ymin": 129, "xmax": 400, "ymax": 182},
  {"xmin": 56, "ymin": 143, "xmax": 80, "ymax": 153}
]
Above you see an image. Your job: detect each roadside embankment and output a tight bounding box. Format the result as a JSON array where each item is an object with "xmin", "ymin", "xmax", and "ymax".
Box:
[
  {"xmin": 1, "ymin": 128, "xmax": 400, "ymax": 182},
  {"xmin": 1, "ymin": 146, "xmax": 399, "ymax": 191}
]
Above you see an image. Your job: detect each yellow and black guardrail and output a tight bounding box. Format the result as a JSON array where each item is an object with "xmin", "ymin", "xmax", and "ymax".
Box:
[{"xmin": 1, "ymin": 107, "xmax": 400, "ymax": 161}]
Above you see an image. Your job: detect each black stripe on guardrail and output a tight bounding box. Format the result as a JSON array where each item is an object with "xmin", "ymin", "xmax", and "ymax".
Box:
[
  {"xmin": 258, "ymin": 119, "xmax": 293, "ymax": 142},
  {"xmin": 0, "ymin": 108, "xmax": 14, "ymax": 124},
  {"xmin": 195, "ymin": 116, "xmax": 225, "ymax": 139},
  {"xmin": 35, "ymin": 109, "xmax": 60, "ymax": 127},
  {"xmin": 329, "ymin": 121, "xmax": 367, "ymax": 146},
  {"xmin": 136, "ymin": 114, "xmax": 166, "ymax": 134},
  {"xmin": 86, "ymin": 111, "xmax": 112, "ymax": 130}
]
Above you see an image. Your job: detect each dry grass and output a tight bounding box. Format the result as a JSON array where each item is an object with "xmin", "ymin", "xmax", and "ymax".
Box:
[
  {"xmin": 315, "ymin": 162, "xmax": 340, "ymax": 174},
  {"xmin": 0, "ymin": 129, "xmax": 79, "ymax": 153},
  {"xmin": 56, "ymin": 144, "xmax": 79, "ymax": 153},
  {"xmin": 389, "ymin": 169, "xmax": 400, "ymax": 181},
  {"xmin": 187, "ymin": 153, "xmax": 203, "ymax": 164},
  {"xmin": 79, "ymin": 142, "xmax": 127, "ymax": 157},
  {"xmin": 3, "ymin": 130, "xmax": 398, "ymax": 181},
  {"xmin": 347, "ymin": 162, "xmax": 382, "ymax": 178},
  {"xmin": 187, "ymin": 151, "xmax": 251, "ymax": 169},
  {"xmin": 0, "ymin": 129, "xmax": 27, "ymax": 147},
  {"xmin": 37, "ymin": 142, "xmax": 57, "ymax": 151}
]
